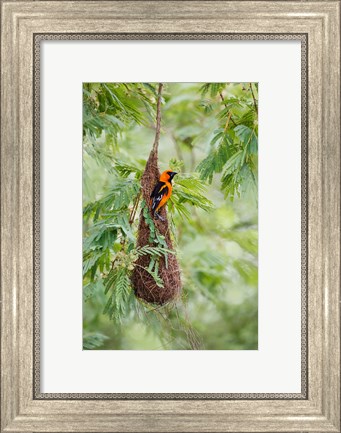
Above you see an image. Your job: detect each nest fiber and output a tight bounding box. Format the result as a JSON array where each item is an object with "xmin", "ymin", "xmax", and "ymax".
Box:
[{"xmin": 131, "ymin": 150, "xmax": 182, "ymax": 305}]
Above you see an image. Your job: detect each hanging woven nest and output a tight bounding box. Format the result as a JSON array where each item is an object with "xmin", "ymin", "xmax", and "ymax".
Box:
[
  {"xmin": 131, "ymin": 84, "xmax": 182, "ymax": 305},
  {"xmin": 131, "ymin": 150, "xmax": 182, "ymax": 305}
]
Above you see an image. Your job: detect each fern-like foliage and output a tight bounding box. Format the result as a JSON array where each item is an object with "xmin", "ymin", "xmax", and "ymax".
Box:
[
  {"xmin": 196, "ymin": 83, "xmax": 258, "ymax": 200},
  {"xmin": 83, "ymin": 83, "xmax": 157, "ymax": 139},
  {"xmin": 83, "ymin": 83, "xmax": 158, "ymax": 168},
  {"xmin": 170, "ymin": 174, "xmax": 214, "ymax": 218},
  {"xmin": 103, "ymin": 267, "xmax": 132, "ymax": 321},
  {"xmin": 83, "ymin": 175, "xmax": 139, "ymax": 283},
  {"xmin": 101, "ymin": 242, "xmax": 176, "ymax": 322},
  {"xmin": 141, "ymin": 199, "xmax": 176, "ymax": 270},
  {"xmin": 83, "ymin": 332, "xmax": 109, "ymax": 350},
  {"xmin": 196, "ymin": 131, "xmax": 232, "ymax": 183},
  {"xmin": 85, "ymin": 195, "xmax": 177, "ymax": 323},
  {"xmin": 200, "ymin": 83, "xmax": 227, "ymax": 98},
  {"xmin": 113, "ymin": 158, "xmax": 143, "ymax": 179}
]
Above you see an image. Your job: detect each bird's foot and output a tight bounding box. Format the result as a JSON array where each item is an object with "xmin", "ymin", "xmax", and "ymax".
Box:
[{"xmin": 155, "ymin": 212, "xmax": 165, "ymax": 222}]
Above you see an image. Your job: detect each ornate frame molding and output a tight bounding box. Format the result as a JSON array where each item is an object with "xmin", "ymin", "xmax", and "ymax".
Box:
[
  {"xmin": 32, "ymin": 32, "xmax": 308, "ymax": 401},
  {"xmin": 1, "ymin": 2, "xmax": 339, "ymax": 432}
]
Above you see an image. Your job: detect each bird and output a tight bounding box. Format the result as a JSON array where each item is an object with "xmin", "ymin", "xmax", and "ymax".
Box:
[{"xmin": 150, "ymin": 170, "xmax": 178, "ymax": 221}]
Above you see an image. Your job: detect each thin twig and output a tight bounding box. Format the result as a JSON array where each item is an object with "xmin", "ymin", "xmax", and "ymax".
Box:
[
  {"xmin": 152, "ymin": 83, "xmax": 163, "ymax": 154},
  {"xmin": 219, "ymin": 91, "xmax": 228, "ymax": 109},
  {"xmin": 129, "ymin": 190, "xmax": 142, "ymax": 224},
  {"xmin": 249, "ymin": 82, "xmax": 258, "ymax": 114},
  {"xmin": 224, "ymin": 111, "xmax": 232, "ymax": 133},
  {"xmin": 219, "ymin": 91, "xmax": 236, "ymax": 126}
]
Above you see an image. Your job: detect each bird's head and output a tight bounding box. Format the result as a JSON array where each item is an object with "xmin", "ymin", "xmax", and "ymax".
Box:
[{"xmin": 160, "ymin": 170, "xmax": 178, "ymax": 183}]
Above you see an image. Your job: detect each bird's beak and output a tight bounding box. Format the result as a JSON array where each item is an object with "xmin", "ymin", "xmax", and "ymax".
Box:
[{"xmin": 172, "ymin": 172, "xmax": 178, "ymax": 176}]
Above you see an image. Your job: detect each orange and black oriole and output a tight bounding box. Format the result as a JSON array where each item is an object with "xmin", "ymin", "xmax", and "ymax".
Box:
[{"xmin": 150, "ymin": 170, "xmax": 177, "ymax": 220}]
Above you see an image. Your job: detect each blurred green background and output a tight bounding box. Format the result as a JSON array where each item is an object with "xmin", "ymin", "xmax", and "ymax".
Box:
[{"xmin": 83, "ymin": 82, "xmax": 258, "ymax": 350}]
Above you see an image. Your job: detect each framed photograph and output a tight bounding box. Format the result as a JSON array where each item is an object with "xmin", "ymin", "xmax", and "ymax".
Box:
[{"xmin": 1, "ymin": 1, "xmax": 340, "ymax": 432}]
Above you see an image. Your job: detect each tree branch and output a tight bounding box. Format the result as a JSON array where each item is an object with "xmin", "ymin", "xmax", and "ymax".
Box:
[
  {"xmin": 219, "ymin": 91, "xmax": 236, "ymax": 127},
  {"xmin": 129, "ymin": 190, "xmax": 142, "ymax": 224},
  {"xmin": 249, "ymin": 83, "xmax": 258, "ymax": 114},
  {"xmin": 152, "ymin": 83, "xmax": 164, "ymax": 154}
]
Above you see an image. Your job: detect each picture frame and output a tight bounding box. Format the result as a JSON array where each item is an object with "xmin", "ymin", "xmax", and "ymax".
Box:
[{"xmin": 1, "ymin": 1, "xmax": 340, "ymax": 432}]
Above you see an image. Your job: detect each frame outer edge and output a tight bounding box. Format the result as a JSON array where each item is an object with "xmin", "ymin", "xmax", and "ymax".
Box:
[
  {"xmin": 1, "ymin": 1, "xmax": 340, "ymax": 432},
  {"xmin": 320, "ymin": 2, "xmax": 340, "ymax": 429},
  {"xmin": 307, "ymin": 11, "xmax": 324, "ymax": 411},
  {"xmin": 1, "ymin": 2, "xmax": 21, "ymax": 432},
  {"xmin": 17, "ymin": 6, "xmax": 36, "ymax": 415}
]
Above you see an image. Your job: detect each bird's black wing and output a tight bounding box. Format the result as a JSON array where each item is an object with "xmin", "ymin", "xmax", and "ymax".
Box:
[{"xmin": 150, "ymin": 181, "xmax": 168, "ymax": 213}]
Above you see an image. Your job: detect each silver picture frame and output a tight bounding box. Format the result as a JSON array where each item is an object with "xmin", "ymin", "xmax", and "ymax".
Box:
[{"xmin": 1, "ymin": 2, "xmax": 340, "ymax": 432}]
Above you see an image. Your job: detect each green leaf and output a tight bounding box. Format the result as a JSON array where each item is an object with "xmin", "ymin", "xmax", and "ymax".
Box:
[
  {"xmin": 234, "ymin": 125, "xmax": 258, "ymax": 154},
  {"xmin": 103, "ymin": 267, "xmax": 132, "ymax": 322},
  {"xmin": 196, "ymin": 138, "xmax": 231, "ymax": 183},
  {"xmin": 83, "ymin": 333, "xmax": 109, "ymax": 350}
]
